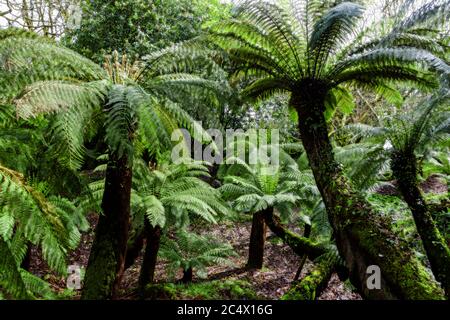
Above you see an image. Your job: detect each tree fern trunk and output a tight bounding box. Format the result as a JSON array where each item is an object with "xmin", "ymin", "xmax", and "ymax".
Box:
[
  {"xmin": 182, "ymin": 267, "xmax": 193, "ymax": 283},
  {"xmin": 290, "ymin": 88, "xmax": 445, "ymax": 299},
  {"xmin": 138, "ymin": 222, "xmax": 161, "ymax": 292},
  {"xmin": 124, "ymin": 229, "xmax": 146, "ymax": 270},
  {"xmin": 282, "ymin": 255, "xmax": 336, "ymax": 300},
  {"xmin": 391, "ymin": 151, "xmax": 450, "ymax": 297},
  {"xmin": 247, "ymin": 211, "xmax": 267, "ymax": 269},
  {"xmin": 82, "ymin": 154, "xmax": 132, "ymax": 300}
]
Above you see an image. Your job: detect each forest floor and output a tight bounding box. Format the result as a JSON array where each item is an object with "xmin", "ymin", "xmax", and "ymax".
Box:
[
  {"xmin": 29, "ymin": 214, "xmax": 361, "ymax": 300},
  {"xmin": 27, "ymin": 174, "xmax": 447, "ymax": 300}
]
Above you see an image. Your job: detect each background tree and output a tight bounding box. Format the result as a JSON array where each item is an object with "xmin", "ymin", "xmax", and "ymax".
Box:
[
  {"xmin": 63, "ymin": 0, "xmax": 230, "ymax": 62},
  {"xmin": 0, "ymin": 0, "xmax": 81, "ymax": 37}
]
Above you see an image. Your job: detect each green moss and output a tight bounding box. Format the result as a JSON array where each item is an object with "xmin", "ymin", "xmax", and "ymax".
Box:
[
  {"xmin": 143, "ymin": 280, "xmax": 259, "ymax": 300},
  {"xmin": 281, "ymin": 256, "xmax": 334, "ymax": 300},
  {"xmin": 354, "ymin": 216, "xmax": 445, "ymax": 299}
]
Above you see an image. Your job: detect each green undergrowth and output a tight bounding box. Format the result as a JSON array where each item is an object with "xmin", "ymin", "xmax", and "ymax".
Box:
[{"xmin": 143, "ymin": 279, "xmax": 259, "ymax": 300}]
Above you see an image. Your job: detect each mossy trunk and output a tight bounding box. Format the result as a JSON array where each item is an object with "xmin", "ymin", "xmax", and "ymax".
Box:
[
  {"xmin": 138, "ymin": 222, "xmax": 162, "ymax": 292},
  {"xmin": 282, "ymin": 255, "xmax": 336, "ymax": 300},
  {"xmin": 247, "ymin": 211, "xmax": 267, "ymax": 269},
  {"xmin": 81, "ymin": 154, "xmax": 132, "ymax": 300},
  {"xmin": 391, "ymin": 151, "xmax": 450, "ymax": 297},
  {"xmin": 290, "ymin": 86, "xmax": 445, "ymax": 300},
  {"xmin": 263, "ymin": 208, "xmax": 327, "ymax": 259}
]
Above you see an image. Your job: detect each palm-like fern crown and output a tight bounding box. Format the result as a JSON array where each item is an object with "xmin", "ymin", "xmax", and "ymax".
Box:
[
  {"xmin": 220, "ymin": 149, "xmax": 332, "ymax": 236},
  {"xmin": 208, "ymin": 0, "xmax": 450, "ymax": 114},
  {"xmin": 220, "ymin": 145, "xmax": 312, "ymax": 214},
  {"xmin": 339, "ymin": 88, "xmax": 449, "ymax": 190},
  {"xmin": 0, "ymin": 28, "xmax": 219, "ymax": 169},
  {"xmin": 130, "ymin": 159, "xmax": 230, "ymax": 229}
]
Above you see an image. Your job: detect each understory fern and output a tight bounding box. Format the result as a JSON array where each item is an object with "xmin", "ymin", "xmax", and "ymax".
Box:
[
  {"xmin": 159, "ymin": 230, "xmax": 237, "ymax": 280},
  {"xmin": 0, "ymin": 164, "xmax": 87, "ymax": 299}
]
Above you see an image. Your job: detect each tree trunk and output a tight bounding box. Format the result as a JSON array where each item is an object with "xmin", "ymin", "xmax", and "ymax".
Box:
[
  {"xmin": 138, "ymin": 222, "xmax": 162, "ymax": 292},
  {"xmin": 294, "ymin": 224, "xmax": 311, "ymax": 281},
  {"xmin": 391, "ymin": 151, "xmax": 450, "ymax": 297},
  {"xmin": 81, "ymin": 154, "xmax": 132, "ymax": 300},
  {"xmin": 247, "ymin": 211, "xmax": 267, "ymax": 269},
  {"xmin": 263, "ymin": 208, "xmax": 327, "ymax": 259},
  {"xmin": 182, "ymin": 267, "xmax": 193, "ymax": 283},
  {"xmin": 124, "ymin": 229, "xmax": 146, "ymax": 270},
  {"xmin": 282, "ymin": 255, "xmax": 336, "ymax": 300},
  {"xmin": 290, "ymin": 87, "xmax": 444, "ymax": 300}
]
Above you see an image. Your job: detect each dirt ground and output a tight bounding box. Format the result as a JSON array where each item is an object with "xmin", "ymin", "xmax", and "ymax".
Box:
[{"xmin": 29, "ymin": 214, "xmax": 361, "ymax": 300}]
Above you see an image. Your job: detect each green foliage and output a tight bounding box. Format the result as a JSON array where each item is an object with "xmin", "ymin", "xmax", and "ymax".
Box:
[
  {"xmin": 220, "ymin": 144, "xmax": 331, "ymax": 239},
  {"xmin": 367, "ymin": 193, "xmax": 421, "ymax": 246},
  {"xmin": 207, "ymin": 0, "xmax": 449, "ymax": 116},
  {"xmin": 64, "ymin": 0, "xmax": 231, "ymax": 62},
  {"xmin": 0, "ymin": 30, "xmax": 219, "ymax": 170},
  {"xmin": 340, "ymin": 91, "xmax": 449, "ymax": 190},
  {"xmin": 131, "ymin": 160, "xmax": 230, "ymax": 229},
  {"xmin": 0, "ymin": 164, "xmax": 87, "ymax": 299},
  {"xmin": 159, "ymin": 230, "xmax": 237, "ymax": 280},
  {"xmin": 143, "ymin": 279, "xmax": 258, "ymax": 300}
]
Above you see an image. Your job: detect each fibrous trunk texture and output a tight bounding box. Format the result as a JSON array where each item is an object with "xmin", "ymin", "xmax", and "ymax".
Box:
[
  {"xmin": 182, "ymin": 267, "xmax": 193, "ymax": 283},
  {"xmin": 138, "ymin": 222, "xmax": 162, "ymax": 292},
  {"xmin": 391, "ymin": 151, "xmax": 450, "ymax": 297},
  {"xmin": 82, "ymin": 154, "xmax": 132, "ymax": 300},
  {"xmin": 291, "ymin": 86, "xmax": 444, "ymax": 300},
  {"xmin": 247, "ymin": 211, "xmax": 267, "ymax": 269}
]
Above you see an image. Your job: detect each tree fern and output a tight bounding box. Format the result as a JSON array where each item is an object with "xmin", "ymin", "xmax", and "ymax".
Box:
[
  {"xmin": 159, "ymin": 230, "xmax": 236, "ymax": 281},
  {"xmin": 0, "ymin": 164, "xmax": 86, "ymax": 299}
]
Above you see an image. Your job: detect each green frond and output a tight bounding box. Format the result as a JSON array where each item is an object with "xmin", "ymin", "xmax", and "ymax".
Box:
[
  {"xmin": 0, "ymin": 164, "xmax": 86, "ymax": 299},
  {"xmin": 331, "ymin": 48, "xmax": 450, "ymax": 81},
  {"xmin": 104, "ymin": 85, "xmax": 140, "ymax": 159},
  {"xmin": 241, "ymin": 77, "xmax": 291, "ymax": 101},
  {"xmin": 0, "ymin": 33, "xmax": 106, "ymax": 101},
  {"xmin": 14, "ymin": 80, "xmax": 108, "ymax": 119},
  {"xmin": 160, "ymin": 230, "xmax": 236, "ymax": 279},
  {"xmin": 309, "ymin": 2, "xmax": 364, "ymax": 76}
]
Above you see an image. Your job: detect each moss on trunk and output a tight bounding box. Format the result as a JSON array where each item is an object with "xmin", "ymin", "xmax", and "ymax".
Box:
[
  {"xmin": 291, "ymin": 87, "xmax": 445, "ymax": 300},
  {"xmin": 391, "ymin": 151, "xmax": 450, "ymax": 297},
  {"xmin": 81, "ymin": 154, "xmax": 132, "ymax": 300},
  {"xmin": 282, "ymin": 255, "xmax": 336, "ymax": 300},
  {"xmin": 263, "ymin": 208, "xmax": 327, "ymax": 259}
]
